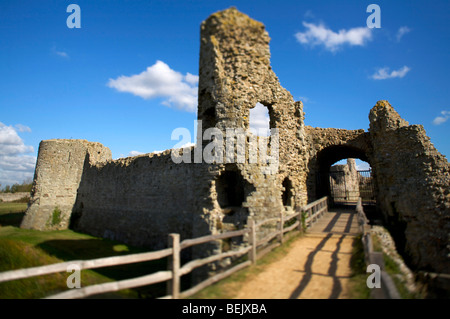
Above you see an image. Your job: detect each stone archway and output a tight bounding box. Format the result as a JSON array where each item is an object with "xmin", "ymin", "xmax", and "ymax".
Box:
[
  {"xmin": 304, "ymin": 127, "xmax": 373, "ymax": 203},
  {"xmin": 315, "ymin": 145, "xmax": 372, "ymax": 201}
]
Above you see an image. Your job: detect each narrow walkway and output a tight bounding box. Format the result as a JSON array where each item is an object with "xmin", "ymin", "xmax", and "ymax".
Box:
[
  {"xmin": 234, "ymin": 209, "xmax": 361, "ymax": 299},
  {"xmin": 307, "ymin": 208, "xmax": 360, "ymax": 236}
]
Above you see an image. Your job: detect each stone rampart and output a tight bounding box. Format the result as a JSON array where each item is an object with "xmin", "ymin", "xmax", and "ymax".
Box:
[
  {"xmin": 70, "ymin": 149, "xmax": 212, "ymax": 248},
  {"xmin": 0, "ymin": 192, "xmax": 30, "ymax": 202},
  {"xmin": 21, "ymin": 139, "xmax": 111, "ymax": 230}
]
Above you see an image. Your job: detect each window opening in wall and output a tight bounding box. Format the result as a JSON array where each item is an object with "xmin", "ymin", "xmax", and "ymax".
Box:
[{"xmin": 249, "ymin": 102, "xmax": 271, "ymax": 137}]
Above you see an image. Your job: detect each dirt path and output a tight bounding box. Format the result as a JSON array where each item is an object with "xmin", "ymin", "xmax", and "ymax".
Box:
[{"xmin": 234, "ymin": 210, "xmax": 360, "ymax": 299}]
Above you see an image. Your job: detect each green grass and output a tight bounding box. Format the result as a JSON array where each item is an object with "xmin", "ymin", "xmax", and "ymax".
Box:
[
  {"xmin": 348, "ymin": 235, "xmax": 371, "ymax": 299},
  {"xmin": 383, "ymin": 253, "xmax": 422, "ymax": 299},
  {"xmin": 0, "ymin": 239, "xmax": 130, "ymax": 299},
  {"xmin": 0, "ymin": 202, "xmax": 170, "ymax": 299},
  {"xmin": 0, "ymin": 202, "xmax": 27, "ymax": 227}
]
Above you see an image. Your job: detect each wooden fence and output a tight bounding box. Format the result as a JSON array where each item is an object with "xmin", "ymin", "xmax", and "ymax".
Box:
[
  {"xmin": 0, "ymin": 197, "xmax": 329, "ymax": 299},
  {"xmin": 356, "ymin": 198, "xmax": 401, "ymax": 299}
]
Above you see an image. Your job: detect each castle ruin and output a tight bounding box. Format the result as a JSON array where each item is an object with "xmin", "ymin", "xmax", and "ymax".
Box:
[{"xmin": 21, "ymin": 8, "xmax": 449, "ymax": 275}]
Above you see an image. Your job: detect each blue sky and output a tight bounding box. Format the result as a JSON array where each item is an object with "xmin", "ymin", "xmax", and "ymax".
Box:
[{"xmin": 1, "ymin": 0, "xmax": 449, "ymax": 185}]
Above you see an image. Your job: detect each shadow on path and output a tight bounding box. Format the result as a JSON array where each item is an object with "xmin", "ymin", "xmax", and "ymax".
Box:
[
  {"xmin": 289, "ymin": 233, "xmax": 347, "ymax": 299},
  {"xmin": 328, "ymin": 235, "xmax": 345, "ymax": 299},
  {"xmin": 323, "ymin": 213, "xmax": 341, "ymax": 233},
  {"xmin": 289, "ymin": 233, "xmax": 332, "ymax": 299}
]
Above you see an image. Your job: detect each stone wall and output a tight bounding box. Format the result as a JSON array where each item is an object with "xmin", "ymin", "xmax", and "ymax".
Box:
[
  {"xmin": 329, "ymin": 158, "xmax": 360, "ymax": 202},
  {"xmin": 196, "ymin": 7, "xmax": 309, "ymax": 236},
  {"xmin": 21, "ymin": 139, "xmax": 111, "ymax": 230},
  {"xmin": 369, "ymin": 101, "xmax": 450, "ymax": 273},
  {"xmin": 0, "ymin": 192, "xmax": 30, "ymax": 202},
  {"xmin": 70, "ymin": 149, "xmax": 211, "ymax": 248}
]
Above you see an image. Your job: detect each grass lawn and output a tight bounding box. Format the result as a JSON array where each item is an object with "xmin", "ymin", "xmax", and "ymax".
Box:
[
  {"xmin": 0, "ymin": 202, "xmax": 168, "ymax": 299},
  {"xmin": 0, "ymin": 202, "xmax": 28, "ymax": 227}
]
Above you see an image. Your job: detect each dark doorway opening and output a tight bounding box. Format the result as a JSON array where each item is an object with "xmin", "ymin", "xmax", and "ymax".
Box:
[
  {"xmin": 282, "ymin": 177, "xmax": 294, "ymax": 208},
  {"xmin": 216, "ymin": 170, "xmax": 245, "ymax": 208},
  {"xmin": 215, "ymin": 167, "xmax": 255, "ymax": 233}
]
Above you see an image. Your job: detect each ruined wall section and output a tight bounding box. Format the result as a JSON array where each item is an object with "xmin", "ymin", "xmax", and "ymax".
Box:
[
  {"xmin": 21, "ymin": 139, "xmax": 112, "ymax": 230},
  {"xmin": 329, "ymin": 159, "xmax": 361, "ymax": 201},
  {"xmin": 369, "ymin": 100, "xmax": 450, "ymax": 273},
  {"xmin": 197, "ymin": 8, "xmax": 308, "ymax": 232},
  {"xmin": 71, "ymin": 149, "xmax": 215, "ymax": 249},
  {"xmin": 0, "ymin": 192, "xmax": 30, "ymax": 202}
]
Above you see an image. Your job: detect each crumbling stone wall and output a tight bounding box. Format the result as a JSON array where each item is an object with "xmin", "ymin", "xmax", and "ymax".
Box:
[
  {"xmin": 329, "ymin": 158, "xmax": 361, "ymax": 201},
  {"xmin": 70, "ymin": 149, "xmax": 215, "ymax": 248},
  {"xmin": 0, "ymin": 192, "xmax": 30, "ymax": 202},
  {"xmin": 369, "ymin": 101, "xmax": 450, "ymax": 273},
  {"xmin": 21, "ymin": 139, "xmax": 111, "ymax": 230},
  {"xmin": 197, "ymin": 7, "xmax": 308, "ymax": 236}
]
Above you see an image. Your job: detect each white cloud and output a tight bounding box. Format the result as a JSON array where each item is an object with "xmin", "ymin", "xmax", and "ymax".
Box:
[
  {"xmin": 249, "ymin": 102, "xmax": 270, "ymax": 136},
  {"xmin": 52, "ymin": 46, "xmax": 69, "ymax": 58},
  {"xmin": 107, "ymin": 60, "xmax": 198, "ymax": 112},
  {"xmin": 56, "ymin": 51, "xmax": 69, "ymax": 58},
  {"xmin": 297, "ymin": 96, "xmax": 310, "ymax": 104},
  {"xmin": 432, "ymin": 110, "xmax": 450, "ymax": 125},
  {"xmin": 175, "ymin": 142, "xmax": 195, "ymax": 149},
  {"xmin": 371, "ymin": 66, "xmax": 411, "ymax": 80},
  {"xmin": 295, "ymin": 22, "xmax": 372, "ymax": 52},
  {"xmin": 185, "ymin": 73, "xmax": 199, "ymax": 86},
  {"xmin": 124, "ymin": 142, "xmax": 196, "ymax": 159},
  {"xmin": 0, "ymin": 122, "xmax": 36, "ymax": 186},
  {"xmin": 14, "ymin": 124, "xmax": 31, "ymax": 133},
  {"xmin": 128, "ymin": 150, "xmax": 145, "ymax": 157},
  {"xmin": 0, "ymin": 123, "xmax": 34, "ymax": 155},
  {"xmin": 356, "ymin": 161, "xmax": 371, "ymax": 171},
  {"xmin": 396, "ymin": 26, "xmax": 411, "ymax": 41}
]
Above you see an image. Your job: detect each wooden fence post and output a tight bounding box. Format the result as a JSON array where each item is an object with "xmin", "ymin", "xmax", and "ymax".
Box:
[
  {"xmin": 278, "ymin": 211, "xmax": 284, "ymax": 244},
  {"xmin": 308, "ymin": 208, "xmax": 312, "ymax": 227},
  {"xmin": 297, "ymin": 209, "xmax": 304, "ymax": 233},
  {"xmin": 249, "ymin": 219, "xmax": 257, "ymax": 265},
  {"xmin": 167, "ymin": 233, "xmax": 180, "ymax": 299}
]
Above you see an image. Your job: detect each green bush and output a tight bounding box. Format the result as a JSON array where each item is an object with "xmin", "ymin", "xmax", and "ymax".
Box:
[{"xmin": 51, "ymin": 207, "xmax": 62, "ymax": 226}]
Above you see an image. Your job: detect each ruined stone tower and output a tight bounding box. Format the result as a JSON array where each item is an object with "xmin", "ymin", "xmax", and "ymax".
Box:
[
  {"xmin": 21, "ymin": 8, "xmax": 449, "ymax": 275},
  {"xmin": 21, "ymin": 140, "xmax": 111, "ymax": 230}
]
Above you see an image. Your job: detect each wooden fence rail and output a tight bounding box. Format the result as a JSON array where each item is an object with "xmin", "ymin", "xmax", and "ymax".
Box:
[{"xmin": 0, "ymin": 196, "xmax": 329, "ymax": 299}]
